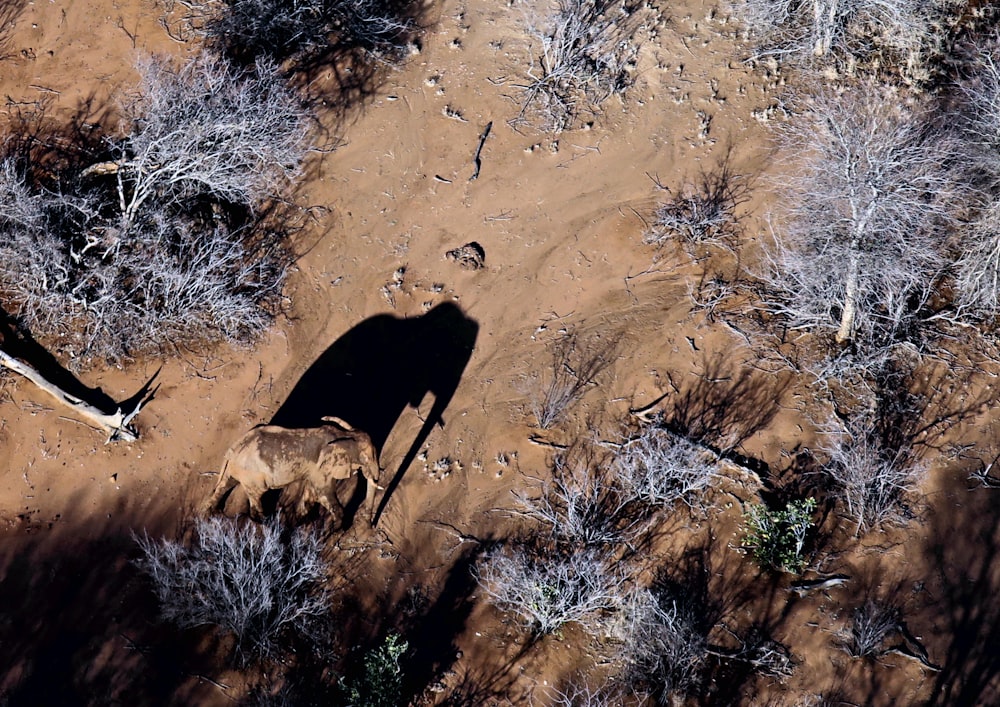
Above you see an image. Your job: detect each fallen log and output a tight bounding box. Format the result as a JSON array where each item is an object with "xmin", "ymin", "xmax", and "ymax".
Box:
[{"xmin": 0, "ymin": 349, "xmax": 157, "ymax": 442}]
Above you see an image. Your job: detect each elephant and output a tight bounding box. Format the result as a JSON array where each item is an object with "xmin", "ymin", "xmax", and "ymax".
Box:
[{"xmin": 205, "ymin": 416, "xmax": 381, "ymax": 525}]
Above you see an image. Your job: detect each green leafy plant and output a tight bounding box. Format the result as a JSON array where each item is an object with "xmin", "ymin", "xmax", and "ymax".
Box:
[
  {"xmin": 741, "ymin": 498, "xmax": 816, "ymax": 573},
  {"xmin": 342, "ymin": 633, "xmax": 408, "ymax": 707}
]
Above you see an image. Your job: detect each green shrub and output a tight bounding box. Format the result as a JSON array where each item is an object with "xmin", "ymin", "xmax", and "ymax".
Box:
[
  {"xmin": 341, "ymin": 633, "xmax": 408, "ymax": 707},
  {"xmin": 741, "ymin": 498, "xmax": 816, "ymax": 574}
]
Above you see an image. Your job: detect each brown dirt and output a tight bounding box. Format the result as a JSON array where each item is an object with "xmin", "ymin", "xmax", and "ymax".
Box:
[{"xmin": 0, "ymin": 0, "xmax": 996, "ymax": 705}]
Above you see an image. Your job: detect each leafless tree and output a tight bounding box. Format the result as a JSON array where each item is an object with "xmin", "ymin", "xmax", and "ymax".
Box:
[
  {"xmin": 111, "ymin": 51, "xmax": 310, "ymax": 232},
  {"xmin": 135, "ymin": 516, "xmax": 329, "ymax": 663},
  {"xmin": 759, "ymin": 85, "xmax": 960, "ymax": 363},
  {"xmin": 475, "ymin": 544, "xmax": 630, "ymax": 636},
  {"xmin": 612, "ymin": 425, "xmax": 720, "ymax": 510},
  {"xmin": 513, "ymin": 0, "xmax": 651, "ymax": 132},
  {"xmin": 818, "ymin": 413, "xmax": 926, "ymax": 535},
  {"xmin": 732, "ymin": 0, "xmax": 948, "ymax": 81}
]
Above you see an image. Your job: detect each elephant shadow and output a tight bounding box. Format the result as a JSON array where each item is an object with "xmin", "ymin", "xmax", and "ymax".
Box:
[{"xmin": 270, "ymin": 302, "xmax": 478, "ymax": 525}]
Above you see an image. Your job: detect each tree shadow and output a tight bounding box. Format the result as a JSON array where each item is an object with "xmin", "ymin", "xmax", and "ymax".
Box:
[
  {"xmin": 171, "ymin": 0, "xmax": 431, "ymax": 121},
  {"xmin": 0, "ymin": 0, "xmax": 28, "ymax": 60},
  {"xmin": 270, "ymin": 302, "xmax": 478, "ymax": 526},
  {"xmin": 0, "ymin": 498, "xmax": 218, "ymax": 705},
  {"xmin": 924, "ymin": 463, "xmax": 1000, "ymax": 705}
]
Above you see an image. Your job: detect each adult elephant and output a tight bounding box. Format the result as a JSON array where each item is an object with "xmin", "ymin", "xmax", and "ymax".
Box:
[{"xmin": 204, "ymin": 416, "xmax": 381, "ymax": 525}]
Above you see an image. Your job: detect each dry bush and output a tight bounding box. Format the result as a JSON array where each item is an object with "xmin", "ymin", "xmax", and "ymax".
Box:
[
  {"xmin": 759, "ymin": 85, "xmax": 960, "ymax": 366},
  {"xmin": 514, "ymin": 455, "xmax": 641, "ymax": 547},
  {"xmin": 818, "ymin": 413, "xmax": 926, "ymax": 535},
  {"xmin": 524, "ymin": 331, "xmax": 616, "ymax": 429},
  {"xmin": 644, "ymin": 163, "xmax": 749, "ymax": 251},
  {"xmin": 513, "ymin": 426, "xmax": 718, "ymax": 550},
  {"xmin": 612, "ymin": 425, "xmax": 720, "ymax": 510},
  {"xmin": 954, "ymin": 199, "xmax": 1000, "ymax": 316},
  {"xmin": 954, "ymin": 36, "xmax": 1000, "ymax": 316},
  {"xmin": 474, "ymin": 544, "xmax": 630, "ymax": 636},
  {"xmin": 513, "ymin": 0, "xmax": 651, "ymax": 132},
  {"xmin": 165, "ymin": 0, "xmax": 420, "ymax": 65},
  {"xmin": 539, "ymin": 682, "xmax": 630, "ymax": 706},
  {"xmin": 731, "ymin": 0, "xmax": 956, "ymax": 82},
  {"xmin": 135, "ymin": 516, "xmax": 329, "ymax": 664},
  {"xmin": 115, "ymin": 52, "xmax": 310, "ymax": 229},
  {"xmin": 0, "ymin": 50, "xmax": 311, "ymax": 362},
  {"xmin": 842, "ymin": 598, "xmax": 900, "ymax": 657},
  {"xmin": 611, "ymin": 586, "xmax": 709, "ymax": 701}
]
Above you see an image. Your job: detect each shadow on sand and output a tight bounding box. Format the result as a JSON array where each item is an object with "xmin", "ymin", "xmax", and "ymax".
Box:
[{"xmin": 270, "ymin": 302, "xmax": 478, "ymax": 526}]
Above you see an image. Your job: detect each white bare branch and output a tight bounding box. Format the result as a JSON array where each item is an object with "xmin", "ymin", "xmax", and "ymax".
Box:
[
  {"xmin": 475, "ymin": 544, "xmax": 630, "ymax": 636},
  {"xmin": 513, "ymin": 0, "xmax": 651, "ymax": 133},
  {"xmin": 115, "ymin": 51, "xmax": 310, "ymax": 230},
  {"xmin": 136, "ymin": 516, "xmax": 330, "ymax": 663},
  {"xmin": 817, "ymin": 413, "xmax": 926, "ymax": 535}
]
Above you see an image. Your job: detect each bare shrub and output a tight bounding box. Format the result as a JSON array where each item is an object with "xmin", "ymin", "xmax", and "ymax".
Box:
[
  {"xmin": 842, "ymin": 599, "xmax": 900, "ymax": 657},
  {"xmin": 644, "ymin": 163, "xmax": 748, "ymax": 251},
  {"xmin": 818, "ymin": 414, "xmax": 926, "ymax": 535},
  {"xmin": 135, "ymin": 516, "xmax": 329, "ymax": 663},
  {"xmin": 731, "ymin": 0, "xmax": 952, "ymax": 82},
  {"xmin": 514, "ymin": 455, "xmax": 640, "ymax": 547},
  {"xmin": 611, "ymin": 586, "xmax": 708, "ymax": 701},
  {"xmin": 0, "ymin": 157, "xmax": 45, "ymax": 231},
  {"xmin": 612, "ymin": 425, "xmax": 720, "ymax": 510},
  {"xmin": 165, "ymin": 0, "xmax": 419, "ymax": 65},
  {"xmin": 759, "ymin": 85, "xmax": 959, "ymax": 363},
  {"xmin": 513, "ymin": 0, "xmax": 651, "ymax": 132},
  {"xmin": 539, "ymin": 682, "xmax": 628, "ymax": 706},
  {"xmin": 0, "ymin": 51, "xmax": 311, "ymax": 362},
  {"xmin": 524, "ymin": 331, "xmax": 616, "ymax": 429},
  {"xmin": 954, "ymin": 200, "xmax": 1000, "ymax": 316},
  {"xmin": 114, "ymin": 51, "xmax": 310, "ymax": 230},
  {"xmin": 475, "ymin": 544, "xmax": 629, "ymax": 636},
  {"xmin": 954, "ymin": 37, "xmax": 1000, "ymax": 316}
]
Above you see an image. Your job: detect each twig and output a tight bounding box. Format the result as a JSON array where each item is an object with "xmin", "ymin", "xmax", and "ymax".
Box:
[{"xmin": 469, "ymin": 121, "xmax": 493, "ymax": 181}]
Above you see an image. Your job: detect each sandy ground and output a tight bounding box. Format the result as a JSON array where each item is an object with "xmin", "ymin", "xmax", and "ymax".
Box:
[{"xmin": 0, "ymin": 0, "xmax": 998, "ymax": 704}]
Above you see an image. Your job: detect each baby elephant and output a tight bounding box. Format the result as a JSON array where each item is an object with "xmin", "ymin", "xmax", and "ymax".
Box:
[{"xmin": 205, "ymin": 416, "xmax": 381, "ymax": 525}]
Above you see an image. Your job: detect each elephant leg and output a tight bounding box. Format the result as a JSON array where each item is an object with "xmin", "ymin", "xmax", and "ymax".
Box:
[
  {"xmin": 204, "ymin": 473, "xmax": 237, "ymax": 514},
  {"xmin": 244, "ymin": 485, "xmax": 267, "ymax": 521},
  {"xmin": 364, "ymin": 476, "xmax": 378, "ymax": 527},
  {"xmin": 295, "ymin": 487, "xmax": 314, "ymax": 518},
  {"xmin": 316, "ymin": 491, "xmax": 345, "ymax": 529}
]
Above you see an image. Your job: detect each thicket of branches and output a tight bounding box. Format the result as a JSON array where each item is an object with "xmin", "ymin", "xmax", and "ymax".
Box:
[
  {"xmin": 818, "ymin": 412, "xmax": 925, "ymax": 535},
  {"xmin": 474, "ymin": 543, "xmax": 630, "ymax": 636},
  {"xmin": 610, "ymin": 586, "xmax": 710, "ymax": 700},
  {"xmin": 954, "ymin": 34, "xmax": 1000, "ymax": 317},
  {"xmin": 135, "ymin": 516, "xmax": 330, "ymax": 663},
  {"xmin": 163, "ymin": 0, "xmax": 421, "ymax": 68},
  {"xmin": 0, "ymin": 50, "xmax": 311, "ymax": 362},
  {"xmin": 731, "ymin": 0, "xmax": 961, "ymax": 83},
  {"xmin": 513, "ymin": 0, "xmax": 652, "ymax": 132}
]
